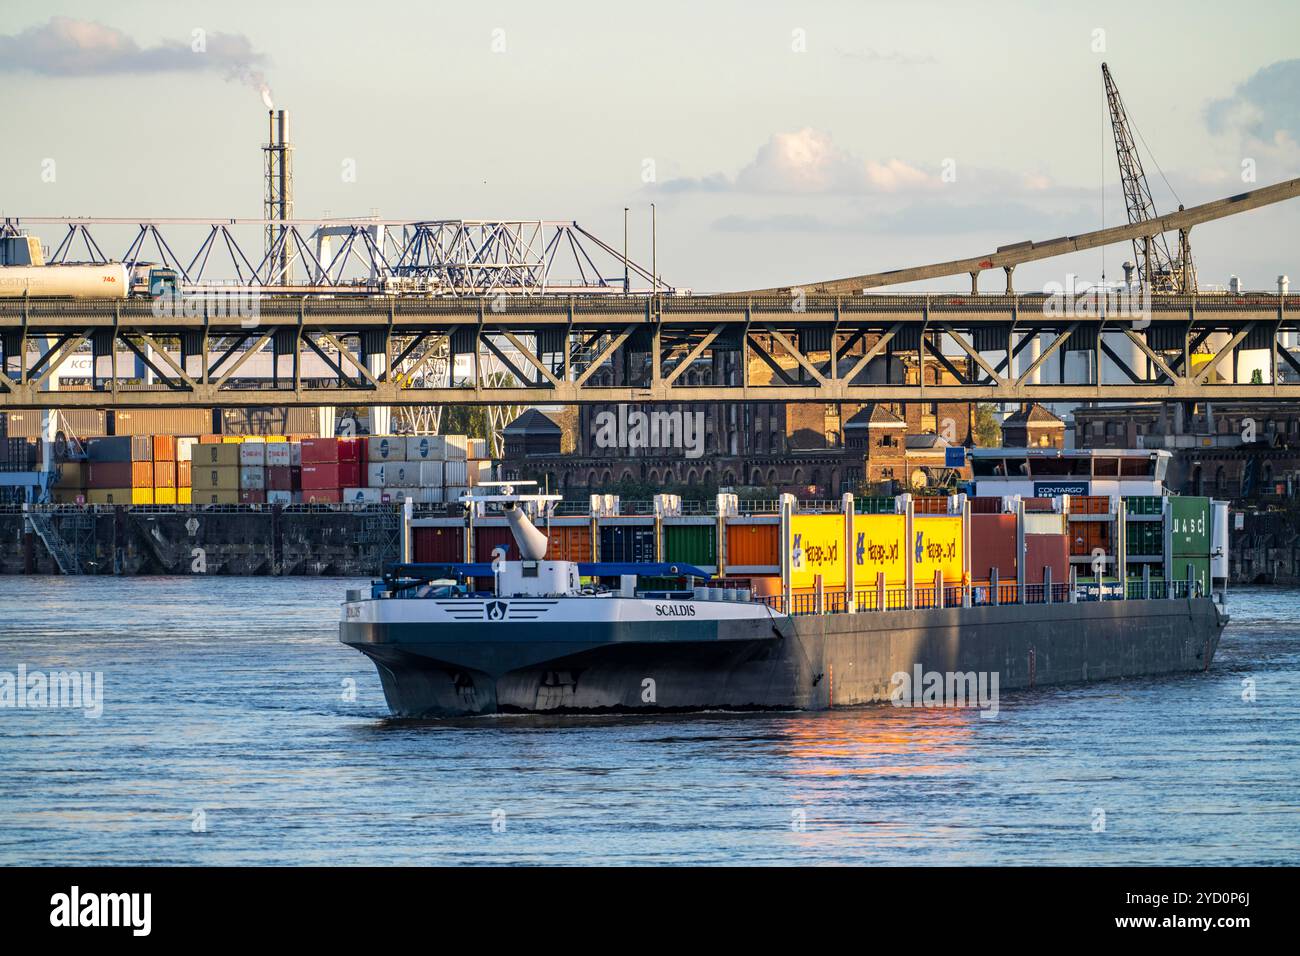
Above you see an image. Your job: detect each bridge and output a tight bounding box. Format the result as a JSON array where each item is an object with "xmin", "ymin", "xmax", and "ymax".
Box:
[{"xmin": 1, "ymin": 291, "xmax": 1298, "ymax": 407}]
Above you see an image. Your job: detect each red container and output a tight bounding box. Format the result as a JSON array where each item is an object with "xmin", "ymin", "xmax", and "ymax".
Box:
[
  {"xmin": 87, "ymin": 461, "xmax": 132, "ymax": 488},
  {"xmin": 971, "ymin": 513, "xmax": 1017, "ymax": 580},
  {"xmin": 337, "ymin": 437, "xmax": 364, "ymax": 463},
  {"xmin": 913, "ymin": 496, "xmax": 949, "ymax": 515},
  {"xmin": 1024, "ymin": 533, "xmax": 1070, "ymax": 585},
  {"xmin": 969, "ymin": 496, "xmax": 1004, "ymax": 514},
  {"xmin": 301, "ymin": 462, "xmax": 340, "ymax": 490},
  {"xmin": 337, "ymin": 459, "xmax": 361, "ymax": 487},
  {"xmin": 239, "ymin": 489, "xmax": 266, "ymax": 504},
  {"xmin": 266, "ymin": 466, "xmax": 293, "ymax": 491},
  {"xmin": 303, "ymin": 489, "xmax": 341, "ymax": 504},
  {"xmin": 474, "ymin": 526, "xmax": 520, "ymax": 563},
  {"xmin": 1024, "ymin": 497, "xmax": 1055, "ymax": 512},
  {"xmin": 1069, "ymin": 520, "xmax": 1112, "ymax": 556},
  {"xmin": 300, "ymin": 438, "xmax": 338, "ymax": 464},
  {"xmin": 414, "ymin": 526, "xmax": 465, "ymax": 563}
]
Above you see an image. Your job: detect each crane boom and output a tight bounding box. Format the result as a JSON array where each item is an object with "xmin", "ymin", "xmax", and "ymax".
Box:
[{"xmin": 1102, "ymin": 62, "xmax": 1194, "ymax": 292}]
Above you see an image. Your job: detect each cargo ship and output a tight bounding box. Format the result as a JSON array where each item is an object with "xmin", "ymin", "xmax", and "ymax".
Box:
[{"xmin": 339, "ymin": 449, "xmax": 1231, "ymax": 717}]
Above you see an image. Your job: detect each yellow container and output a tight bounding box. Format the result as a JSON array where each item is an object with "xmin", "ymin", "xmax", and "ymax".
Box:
[
  {"xmin": 178, "ymin": 487, "xmax": 192, "ymax": 505},
  {"xmin": 222, "ymin": 435, "xmax": 245, "ymax": 444},
  {"xmin": 789, "ymin": 514, "xmax": 847, "ymax": 589},
  {"xmin": 265, "ymin": 435, "xmax": 287, "ymax": 442},
  {"xmin": 853, "ymin": 513, "xmax": 907, "ymax": 585},
  {"xmin": 132, "ymin": 487, "xmax": 154, "ymax": 505},
  {"xmin": 154, "ymin": 487, "xmax": 177, "ymax": 505},
  {"xmin": 191, "ymin": 466, "xmax": 240, "ymax": 490},
  {"xmin": 914, "ymin": 515, "xmax": 964, "ymax": 584}
]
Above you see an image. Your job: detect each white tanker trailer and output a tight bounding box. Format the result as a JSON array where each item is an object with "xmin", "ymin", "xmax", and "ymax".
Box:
[{"xmin": 0, "ymin": 263, "xmax": 178, "ymax": 299}]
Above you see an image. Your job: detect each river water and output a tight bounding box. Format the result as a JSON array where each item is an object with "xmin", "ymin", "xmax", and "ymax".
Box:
[{"xmin": 0, "ymin": 577, "xmax": 1295, "ymax": 865}]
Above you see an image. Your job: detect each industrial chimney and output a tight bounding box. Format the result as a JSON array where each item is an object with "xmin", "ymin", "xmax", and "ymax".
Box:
[{"xmin": 263, "ymin": 109, "xmax": 294, "ymax": 285}]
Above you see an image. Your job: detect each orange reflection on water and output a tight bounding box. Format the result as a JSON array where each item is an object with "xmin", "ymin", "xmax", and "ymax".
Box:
[{"xmin": 775, "ymin": 705, "xmax": 980, "ymax": 778}]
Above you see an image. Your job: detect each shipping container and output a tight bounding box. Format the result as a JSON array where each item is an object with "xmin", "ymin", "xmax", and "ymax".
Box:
[
  {"xmin": 152, "ymin": 434, "xmax": 177, "ymax": 462},
  {"xmin": 87, "ymin": 461, "xmax": 153, "ymax": 488},
  {"xmin": 368, "ymin": 462, "xmax": 418, "ymax": 488},
  {"xmin": 194, "ymin": 490, "xmax": 240, "ymax": 505},
  {"xmin": 343, "ymin": 487, "xmax": 385, "ymax": 503},
  {"xmin": 86, "ymin": 435, "xmax": 151, "ymax": 462},
  {"xmin": 468, "ymin": 438, "xmax": 489, "ymax": 459},
  {"xmin": 440, "ymin": 435, "xmax": 469, "ymax": 460},
  {"xmin": 239, "ymin": 490, "xmax": 266, "ymax": 504},
  {"xmin": 407, "ymin": 487, "xmax": 443, "ymax": 504},
  {"xmin": 725, "ymin": 521, "xmax": 779, "ymax": 568},
  {"xmin": 239, "ymin": 442, "xmax": 266, "ymax": 466},
  {"xmin": 337, "ymin": 437, "xmax": 365, "ymax": 463},
  {"xmin": 467, "ymin": 460, "xmax": 493, "ymax": 486},
  {"xmin": 153, "ymin": 460, "xmax": 177, "ymax": 489},
  {"xmin": 970, "ymin": 513, "xmax": 1017, "ymax": 581},
  {"xmin": 302, "ymin": 489, "xmax": 342, "ymax": 504},
  {"xmin": 546, "ymin": 524, "xmax": 593, "ymax": 562},
  {"xmin": 0, "ymin": 409, "xmax": 107, "ymax": 439},
  {"xmin": 191, "ymin": 466, "xmax": 239, "ymax": 491},
  {"xmin": 222, "ymin": 407, "xmax": 320, "ymax": 436},
  {"xmin": 367, "ymin": 436, "xmax": 407, "ymax": 461},
  {"xmin": 177, "ymin": 487, "xmax": 192, "ymax": 505},
  {"xmin": 913, "ymin": 496, "xmax": 950, "ymax": 515},
  {"xmin": 199, "ymin": 435, "xmax": 222, "ymax": 444},
  {"xmin": 414, "ymin": 526, "xmax": 464, "ymax": 564},
  {"xmin": 418, "ymin": 460, "xmax": 443, "ymax": 487},
  {"xmin": 301, "ymin": 463, "xmax": 340, "ymax": 490},
  {"xmin": 54, "ymin": 461, "xmax": 86, "ymax": 489},
  {"xmin": 87, "ymin": 488, "xmax": 133, "ymax": 505},
  {"xmin": 475, "ymin": 525, "xmax": 521, "ymax": 563},
  {"xmin": 266, "ymin": 490, "xmax": 293, "ymax": 505},
  {"xmin": 1023, "ymin": 533, "xmax": 1070, "ymax": 585},
  {"xmin": 1124, "ymin": 495, "xmax": 1164, "ymax": 516},
  {"xmin": 265, "ymin": 466, "xmax": 292, "ymax": 491},
  {"xmin": 664, "ymin": 524, "xmax": 717, "ymax": 567},
  {"xmin": 598, "ymin": 524, "xmax": 656, "ymax": 564},
  {"xmin": 1023, "ymin": 497, "xmax": 1055, "ymax": 512},
  {"xmin": 968, "ymin": 496, "xmax": 1004, "ymax": 514},
  {"xmin": 406, "ymin": 435, "xmax": 438, "ymax": 461},
  {"xmin": 1170, "ymin": 556, "xmax": 1211, "ymax": 596},
  {"xmin": 338, "ymin": 459, "xmax": 362, "ymax": 487},
  {"xmin": 176, "ymin": 437, "xmax": 197, "ymax": 462},
  {"xmin": 194, "ymin": 443, "xmax": 241, "ymax": 466},
  {"xmin": 110, "ymin": 409, "xmax": 211, "ymax": 437},
  {"xmin": 913, "ymin": 515, "xmax": 964, "ymax": 584},
  {"xmin": 1068, "ymin": 519, "xmax": 1111, "ymax": 556},
  {"xmin": 177, "ymin": 460, "xmax": 192, "ymax": 487},
  {"xmin": 301, "ymin": 438, "xmax": 339, "ymax": 464},
  {"xmin": 1070, "ymin": 495, "xmax": 1110, "ymax": 515},
  {"xmin": 443, "ymin": 459, "xmax": 468, "ymax": 486},
  {"xmin": 289, "ymin": 442, "xmax": 302, "ymax": 466},
  {"xmin": 1170, "ymin": 496, "xmax": 1211, "ymax": 555},
  {"xmin": 1125, "ymin": 520, "xmax": 1163, "ymax": 557},
  {"xmin": 1023, "ymin": 512, "xmax": 1066, "ymax": 535},
  {"xmin": 265, "ymin": 443, "xmax": 292, "ymax": 467},
  {"xmin": 788, "ymin": 514, "xmax": 847, "ymax": 588},
  {"xmin": 154, "ymin": 487, "xmax": 177, "ymax": 505},
  {"xmin": 445, "ymin": 485, "xmax": 469, "ymax": 501},
  {"xmin": 854, "ymin": 496, "xmax": 896, "ymax": 515},
  {"xmin": 239, "ymin": 466, "xmax": 265, "ymax": 490}
]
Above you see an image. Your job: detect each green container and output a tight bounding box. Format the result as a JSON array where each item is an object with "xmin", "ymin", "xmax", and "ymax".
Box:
[
  {"xmin": 1125, "ymin": 521, "xmax": 1163, "ymax": 557},
  {"xmin": 1170, "ymin": 496, "xmax": 1211, "ymax": 556},
  {"xmin": 856, "ymin": 497, "xmax": 896, "ymax": 515},
  {"xmin": 664, "ymin": 524, "xmax": 717, "ymax": 566},
  {"xmin": 1123, "ymin": 495, "xmax": 1164, "ymax": 516},
  {"xmin": 1170, "ymin": 556, "xmax": 1210, "ymax": 596}
]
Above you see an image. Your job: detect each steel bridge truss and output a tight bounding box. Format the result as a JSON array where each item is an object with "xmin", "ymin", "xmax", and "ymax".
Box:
[
  {"xmin": 1, "ymin": 293, "xmax": 1298, "ymax": 407},
  {"xmin": 1, "ymin": 217, "xmax": 667, "ymax": 296}
]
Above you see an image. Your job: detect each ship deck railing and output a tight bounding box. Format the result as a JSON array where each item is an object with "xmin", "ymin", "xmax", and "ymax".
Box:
[{"xmin": 758, "ymin": 580, "xmax": 1204, "ymax": 616}]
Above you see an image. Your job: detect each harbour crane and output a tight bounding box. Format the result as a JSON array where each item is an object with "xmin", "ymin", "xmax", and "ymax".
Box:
[{"xmin": 1102, "ymin": 62, "xmax": 1196, "ymax": 293}]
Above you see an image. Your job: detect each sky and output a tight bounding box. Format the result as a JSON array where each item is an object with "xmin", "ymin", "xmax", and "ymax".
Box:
[{"xmin": 1, "ymin": 0, "xmax": 1298, "ymax": 294}]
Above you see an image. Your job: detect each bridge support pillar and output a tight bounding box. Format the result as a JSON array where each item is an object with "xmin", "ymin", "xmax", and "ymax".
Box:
[
  {"xmin": 1004, "ymin": 265, "xmax": 1015, "ymax": 295},
  {"xmin": 969, "ymin": 271, "xmax": 980, "ymax": 294}
]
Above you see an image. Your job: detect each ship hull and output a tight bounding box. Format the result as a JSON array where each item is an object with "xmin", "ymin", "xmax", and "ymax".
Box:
[{"xmin": 342, "ymin": 597, "xmax": 1228, "ymax": 718}]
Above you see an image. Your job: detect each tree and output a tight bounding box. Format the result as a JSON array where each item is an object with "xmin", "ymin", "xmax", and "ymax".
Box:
[{"xmin": 973, "ymin": 403, "xmax": 1001, "ymax": 447}]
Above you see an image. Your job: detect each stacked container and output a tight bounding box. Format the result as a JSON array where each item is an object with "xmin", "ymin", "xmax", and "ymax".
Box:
[
  {"xmin": 85, "ymin": 436, "xmax": 154, "ymax": 504},
  {"xmin": 1170, "ymin": 496, "xmax": 1211, "ymax": 595}
]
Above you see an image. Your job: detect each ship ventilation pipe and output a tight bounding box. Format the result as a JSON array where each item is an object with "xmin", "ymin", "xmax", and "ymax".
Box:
[{"xmin": 503, "ymin": 502, "xmax": 549, "ymax": 560}]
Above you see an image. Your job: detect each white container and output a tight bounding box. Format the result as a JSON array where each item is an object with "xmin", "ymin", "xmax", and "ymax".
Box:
[
  {"xmin": 239, "ymin": 465, "xmax": 265, "ymax": 490},
  {"xmin": 367, "ymin": 435, "xmax": 406, "ymax": 461},
  {"xmin": 443, "ymin": 459, "xmax": 468, "ymax": 486},
  {"xmin": 418, "ymin": 460, "xmax": 444, "ymax": 487},
  {"xmin": 409, "ymin": 486, "xmax": 444, "ymax": 504},
  {"xmin": 406, "ymin": 435, "xmax": 440, "ymax": 461},
  {"xmin": 265, "ymin": 443, "xmax": 292, "ymax": 467},
  {"xmin": 266, "ymin": 490, "xmax": 293, "ymax": 505},
  {"xmin": 289, "ymin": 442, "xmax": 302, "ymax": 466},
  {"xmin": 1022, "ymin": 512, "xmax": 1065, "ymax": 535},
  {"xmin": 239, "ymin": 442, "xmax": 266, "ymax": 466},
  {"xmin": 343, "ymin": 487, "xmax": 384, "ymax": 504},
  {"xmin": 468, "ymin": 437, "xmax": 488, "ymax": 459},
  {"xmin": 440, "ymin": 434, "xmax": 469, "ymax": 460},
  {"xmin": 467, "ymin": 460, "xmax": 493, "ymax": 486},
  {"xmin": 176, "ymin": 437, "xmax": 197, "ymax": 463},
  {"xmin": 387, "ymin": 463, "xmax": 419, "ymax": 487},
  {"xmin": 445, "ymin": 485, "xmax": 469, "ymax": 502}
]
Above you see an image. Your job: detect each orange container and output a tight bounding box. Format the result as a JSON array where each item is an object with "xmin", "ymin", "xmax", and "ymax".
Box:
[
  {"xmin": 177, "ymin": 460, "xmax": 192, "ymax": 487},
  {"xmin": 199, "ymin": 435, "xmax": 222, "ymax": 444},
  {"xmin": 153, "ymin": 460, "xmax": 177, "ymax": 489},
  {"xmin": 1072, "ymin": 495, "xmax": 1110, "ymax": 515},
  {"xmin": 547, "ymin": 525, "xmax": 593, "ymax": 562},
  {"xmin": 725, "ymin": 522, "xmax": 779, "ymax": 567},
  {"xmin": 913, "ymin": 496, "xmax": 949, "ymax": 515},
  {"xmin": 152, "ymin": 434, "xmax": 177, "ymax": 462},
  {"xmin": 131, "ymin": 461, "xmax": 154, "ymax": 488}
]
